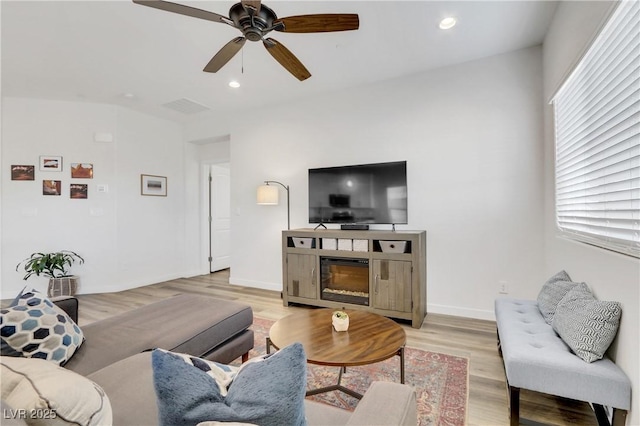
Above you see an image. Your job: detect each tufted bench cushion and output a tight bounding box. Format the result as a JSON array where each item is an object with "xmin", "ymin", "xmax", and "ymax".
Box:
[{"xmin": 495, "ymin": 298, "xmax": 631, "ymax": 425}]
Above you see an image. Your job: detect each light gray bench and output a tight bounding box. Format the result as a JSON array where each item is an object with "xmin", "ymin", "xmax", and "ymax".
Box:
[{"xmin": 495, "ymin": 298, "xmax": 631, "ymax": 426}]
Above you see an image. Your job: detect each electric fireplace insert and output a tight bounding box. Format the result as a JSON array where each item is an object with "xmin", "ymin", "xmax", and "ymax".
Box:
[{"xmin": 320, "ymin": 257, "xmax": 369, "ymax": 306}]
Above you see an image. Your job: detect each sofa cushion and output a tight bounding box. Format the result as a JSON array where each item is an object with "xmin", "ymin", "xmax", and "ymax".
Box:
[
  {"xmin": 536, "ymin": 270, "xmax": 575, "ymax": 325},
  {"xmin": 152, "ymin": 343, "xmax": 307, "ymax": 426},
  {"xmin": 0, "ymin": 289, "xmax": 83, "ymax": 365},
  {"xmin": 63, "ymin": 294, "xmax": 252, "ymax": 376},
  {"xmin": 87, "ymin": 352, "xmax": 159, "ymax": 426},
  {"xmin": 552, "ymin": 284, "xmax": 622, "ymax": 363},
  {"xmin": 1, "ymin": 356, "xmax": 112, "ymax": 425}
]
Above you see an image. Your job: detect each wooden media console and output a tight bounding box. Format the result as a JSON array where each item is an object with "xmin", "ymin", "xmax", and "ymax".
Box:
[{"xmin": 282, "ymin": 229, "xmax": 427, "ymax": 328}]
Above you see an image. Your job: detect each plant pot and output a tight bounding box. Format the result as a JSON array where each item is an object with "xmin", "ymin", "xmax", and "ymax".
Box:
[
  {"xmin": 332, "ymin": 313, "xmax": 349, "ymax": 332},
  {"xmin": 48, "ymin": 276, "xmax": 79, "ymax": 297}
]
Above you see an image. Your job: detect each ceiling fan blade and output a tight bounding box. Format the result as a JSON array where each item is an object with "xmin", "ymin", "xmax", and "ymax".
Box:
[
  {"xmin": 132, "ymin": 0, "xmax": 235, "ymax": 27},
  {"xmin": 241, "ymin": 0, "xmax": 261, "ymax": 14},
  {"xmin": 203, "ymin": 37, "xmax": 246, "ymax": 73},
  {"xmin": 275, "ymin": 14, "xmax": 359, "ymax": 33},
  {"xmin": 263, "ymin": 38, "xmax": 311, "ymax": 81}
]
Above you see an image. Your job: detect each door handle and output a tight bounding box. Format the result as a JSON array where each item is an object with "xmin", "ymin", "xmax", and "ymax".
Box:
[
  {"xmin": 311, "ymin": 267, "xmax": 316, "ymax": 285},
  {"xmin": 374, "ymin": 274, "xmax": 379, "ymax": 294}
]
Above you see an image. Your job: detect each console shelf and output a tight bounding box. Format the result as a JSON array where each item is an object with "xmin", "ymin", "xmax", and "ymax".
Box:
[{"xmin": 282, "ymin": 229, "xmax": 427, "ymax": 328}]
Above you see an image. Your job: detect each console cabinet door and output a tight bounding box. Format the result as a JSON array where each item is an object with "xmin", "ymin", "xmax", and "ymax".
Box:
[
  {"xmin": 372, "ymin": 259, "xmax": 412, "ymax": 312},
  {"xmin": 287, "ymin": 254, "xmax": 317, "ymax": 300}
]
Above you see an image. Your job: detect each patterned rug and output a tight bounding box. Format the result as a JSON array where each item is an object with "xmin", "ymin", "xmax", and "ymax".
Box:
[{"xmin": 248, "ymin": 316, "xmax": 469, "ymax": 426}]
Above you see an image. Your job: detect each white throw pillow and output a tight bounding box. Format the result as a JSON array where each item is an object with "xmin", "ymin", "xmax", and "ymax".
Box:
[{"xmin": 1, "ymin": 357, "xmax": 112, "ymax": 425}]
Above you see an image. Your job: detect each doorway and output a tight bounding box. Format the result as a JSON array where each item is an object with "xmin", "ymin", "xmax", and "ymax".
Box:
[{"xmin": 209, "ymin": 163, "xmax": 231, "ymax": 272}]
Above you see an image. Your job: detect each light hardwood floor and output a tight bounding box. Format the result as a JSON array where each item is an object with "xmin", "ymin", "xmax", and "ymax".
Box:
[{"xmin": 74, "ymin": 270, "xmax": 596, "ymax": 426}]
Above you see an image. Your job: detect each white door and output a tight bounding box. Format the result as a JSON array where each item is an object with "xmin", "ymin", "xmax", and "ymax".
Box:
[{"xmin": 210, "ymin": 164, "xmax": 231, "ymax": 272}]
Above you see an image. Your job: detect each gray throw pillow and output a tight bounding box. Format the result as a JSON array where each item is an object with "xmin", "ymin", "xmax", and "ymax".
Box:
[
  {"xmin": 152, "ymin": 342, "xmax": 307, "ymax": 426},
  {"xmin": 537, "ymin": 270, "xmax": 575, "ymax": 324},
  {"xmin": 552, "ymin": 283, "xmax": 622, "ymax": 363}
]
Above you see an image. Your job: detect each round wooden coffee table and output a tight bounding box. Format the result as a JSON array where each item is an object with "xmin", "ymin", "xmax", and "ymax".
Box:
[{"xmin": 267, "ymin": 308, "xmax": 406, "ymax": 399}]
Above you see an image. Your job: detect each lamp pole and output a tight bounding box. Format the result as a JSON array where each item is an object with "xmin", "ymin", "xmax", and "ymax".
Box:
[{"xmin": 264, "ymin": 180, "xmax": 290, "ymax": 230}]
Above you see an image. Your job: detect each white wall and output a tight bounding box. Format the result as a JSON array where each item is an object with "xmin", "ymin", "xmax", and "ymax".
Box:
[
  {"xmin": 186, "ymin": 46, "xmax": 546, "ymax": 320},
  {"xmin": 1, "ymin": 98, "xmax": 186, "ymax": 298},
  {"xmin": 542, "ymin": 2, "xmax": 639, "ymax": 424}
]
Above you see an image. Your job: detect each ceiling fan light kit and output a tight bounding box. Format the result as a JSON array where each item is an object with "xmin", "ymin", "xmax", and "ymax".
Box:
[{"xmin": 132, "ymin": 0, "xmax": 360, "ymax": 81}]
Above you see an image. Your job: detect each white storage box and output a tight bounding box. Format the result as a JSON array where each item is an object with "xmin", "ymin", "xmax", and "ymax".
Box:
[
  {"xmin": 379, "ymin": 240, "xmax": 407, "ymax": 253},
  {"xmin": 322, "ymin": 238, "xmax": 337, "ymax": 250},
  {"xmin": 338, "ymin": 238, "xmax": 353, "ymax": 251},
  {"xmin": 292, "ymin": 237, "xmax": 313, "ymax": 248},
  {"xmin": 352, "ymin": 239, "xmax": 368, "ymax": 252}
]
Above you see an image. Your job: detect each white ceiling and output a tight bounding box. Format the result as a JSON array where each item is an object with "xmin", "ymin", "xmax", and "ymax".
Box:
[{"xmin": 1, "ymin": 1, "xmax": 558, "ymax": 124}]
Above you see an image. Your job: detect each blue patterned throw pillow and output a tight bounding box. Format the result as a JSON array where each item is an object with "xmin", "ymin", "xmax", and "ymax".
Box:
[
  {"xmin": 152, "ymin": 342, "xmax": 307, "ymax": 426},
  {"xmin": 0, "ymin": 288, "xmax": 83, "ymax": 365}
]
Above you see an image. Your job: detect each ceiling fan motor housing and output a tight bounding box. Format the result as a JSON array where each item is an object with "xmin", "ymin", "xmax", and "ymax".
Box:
[{"xmin": 229, "ymin": 2, "xmax": 277, "ymax": 42}]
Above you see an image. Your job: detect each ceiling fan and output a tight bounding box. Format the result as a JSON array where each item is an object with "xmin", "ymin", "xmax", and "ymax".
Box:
[{"xmin": 132, "ymin": 0, "xmax": 360, "ymax": 81}]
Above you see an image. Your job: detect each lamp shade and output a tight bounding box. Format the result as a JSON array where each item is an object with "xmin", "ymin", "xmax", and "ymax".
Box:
[{"xmin": 257, "ymin": 184, "xmax": 279, "ymax": 205}]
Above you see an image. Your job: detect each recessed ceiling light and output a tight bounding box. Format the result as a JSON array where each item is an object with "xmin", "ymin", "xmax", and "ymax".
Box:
[
  {"xmin": 228, "ymin": 81, "xmax": 241, "ymax": 88},
  {"xmin": 439, "ymin": 17, "xmax": 457, "ymax": 30}
]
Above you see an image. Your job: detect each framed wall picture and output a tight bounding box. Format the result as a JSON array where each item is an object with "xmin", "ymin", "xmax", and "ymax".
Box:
[
  {"xmin": 71, "ymin": 163, "xmax": 93, "ymax": 178},
  {"xmin": 141, "ymin": 174, "xmax": 167, "ymax": 196},
  {"xmin": 43, "ymin": 180, "xmax": 62, "ymax": 196},
  {"xmin": 70, "ymin": 184, "xmax": 88, "ymax": 199},
  {"xmin": 11, "ymin": 165, "xmax": 35, "ymax": 181},
  {"xmin": 40, "ymin": 156, "xmax": 63, "ymax": 172}
]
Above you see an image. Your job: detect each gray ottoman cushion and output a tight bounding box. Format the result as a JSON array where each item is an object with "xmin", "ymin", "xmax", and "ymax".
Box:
[{"xmin": 65, "ymin": 294, "xmax": 252, "ymax": 375}]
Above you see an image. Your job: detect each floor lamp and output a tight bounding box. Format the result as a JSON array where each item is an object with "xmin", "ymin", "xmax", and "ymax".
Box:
[{"xmin": 257, "ymin": 180, "xmax": 290, "ymax": 230}]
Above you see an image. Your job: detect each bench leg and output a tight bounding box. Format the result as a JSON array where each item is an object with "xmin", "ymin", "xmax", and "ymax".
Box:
[
  {"xmin": 241, "ymin": 352, "xmax": 249, "ymax": 363},
  {"xmin": 612, "ymin": 408, "xmax": 628, "ymax": 426},
  {"xmin": 508, "ymin": 385, "xmax": 520, "ymax": 426},
  {"xmin": 588, "ymin": 404, "xmax": 628, "ymax": 426}
]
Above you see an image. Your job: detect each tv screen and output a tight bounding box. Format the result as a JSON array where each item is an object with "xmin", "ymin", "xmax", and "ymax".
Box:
[{"xmin": 308, "ymin": 161, "xmax": 408, "ymax": 224}]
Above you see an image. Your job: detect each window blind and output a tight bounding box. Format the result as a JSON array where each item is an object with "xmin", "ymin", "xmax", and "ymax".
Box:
[{"xmin": 553, "ymin": 0, "xmax": 640, "ymax": 258}]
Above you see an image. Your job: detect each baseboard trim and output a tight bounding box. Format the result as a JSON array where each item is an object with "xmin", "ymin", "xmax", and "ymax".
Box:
[
  {"xmin": 82, "ymin": 273, "xmax": 186, "ymax": 295},
  {"xmin": 427, "ymin": 303, "xmax": 495, "ymax": 321},
  {"xmin": 229, "ymin": 276, "xmax": 282, "ymax": 292}
]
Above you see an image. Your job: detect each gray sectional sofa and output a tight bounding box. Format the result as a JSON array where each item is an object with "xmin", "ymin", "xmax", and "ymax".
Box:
[{"xmin": 2, "ymin": 293, "xmax": 417, "ymax": 425}]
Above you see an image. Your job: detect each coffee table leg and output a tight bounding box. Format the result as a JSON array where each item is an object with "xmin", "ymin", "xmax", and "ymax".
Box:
[
  {"xmin": 266, "ymin": 337, "xmax": 272, "ymax": 354},
  {"xmin": 306, "ymin": 367, "xmax": 363, "ymax": 400},
  {"xmin": 399, "ymin": 346, "xmax": 405, "ymax": 384}
]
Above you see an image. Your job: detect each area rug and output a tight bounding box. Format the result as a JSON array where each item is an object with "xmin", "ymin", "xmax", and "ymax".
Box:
[{"xmin": 247, "ymin": 316, "xmax": 469, "ymax": 426}]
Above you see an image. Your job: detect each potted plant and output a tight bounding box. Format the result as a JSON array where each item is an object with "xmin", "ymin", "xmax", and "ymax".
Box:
[
  {"xmin": 16, "ymin": 250, "xmax": 84, "ymax": 297},
  {"xmin": 332, "ymin": 310, "xmax": 349, "ymax": 332}
]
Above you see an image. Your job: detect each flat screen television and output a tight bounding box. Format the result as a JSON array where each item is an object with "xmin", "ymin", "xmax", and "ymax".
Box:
[{"xmin": 308, "ymin": 161, "xmax": 408, "ymax": 224}]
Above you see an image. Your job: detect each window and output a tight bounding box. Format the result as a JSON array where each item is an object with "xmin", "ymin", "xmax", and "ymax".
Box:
[{"xmin": 552, "ymin": 0, "xmax": 640, "ymax": 258}]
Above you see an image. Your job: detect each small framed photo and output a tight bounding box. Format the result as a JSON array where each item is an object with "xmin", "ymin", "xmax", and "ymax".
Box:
[
  {"xmin": 141, "ymin": 174, "xmax": 167, "ymax": 197},
  {"xmin": 43, "ymin": 180, "xmax": 62, "ymax": 196},
  {"xmin": 40, "ymin": 156, "xmax": 63, "ymax": 172},
  {"xmin": 71, "ymin": 163, "xmax": 94, "ymax": 179},
  {"xmin": 11, "ymin": 165, "xmax": 35, "ymax": 181},
  {"xmin": 70, "ymin": 184, "xmax": 88, "ymax": 199}
]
